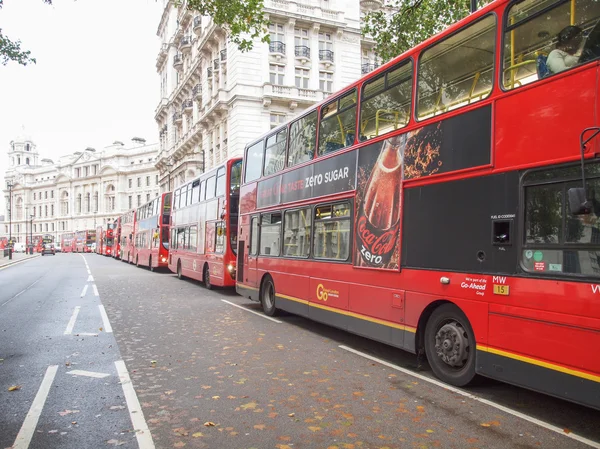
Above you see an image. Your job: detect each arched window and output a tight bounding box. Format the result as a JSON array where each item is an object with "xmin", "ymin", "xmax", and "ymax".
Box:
[
  {"xmin": 17, "ymin": 157, "xmax": 21, "ymax": 164},
  {"xmin": 26, "ymin": 158, "xmax": 30, "ymax": 165},
  {"xmin": 26, "ymin": 144, "xmax": 30, "ymax": 152}
]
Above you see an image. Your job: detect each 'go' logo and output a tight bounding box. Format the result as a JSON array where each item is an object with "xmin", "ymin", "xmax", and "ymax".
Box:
[{"xmin": 316, "ymin": 284, "xmax": 328, "ymax": 301}]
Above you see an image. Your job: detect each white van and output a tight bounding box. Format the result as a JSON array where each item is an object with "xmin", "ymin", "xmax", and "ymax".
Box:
[{"xmin": 13, "ymin": 242, "xmax": 26, "ymax": 253}]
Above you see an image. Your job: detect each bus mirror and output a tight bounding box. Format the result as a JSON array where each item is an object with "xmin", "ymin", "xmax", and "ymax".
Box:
[{"xmin": 568, "ymin": 188, "xmax": 592, "ymax": 215}]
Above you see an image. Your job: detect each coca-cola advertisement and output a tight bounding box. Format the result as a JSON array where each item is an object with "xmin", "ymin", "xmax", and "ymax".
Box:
[{"xmin": 354, "ymin": 105, "xmax": 491, "ymax": 269}]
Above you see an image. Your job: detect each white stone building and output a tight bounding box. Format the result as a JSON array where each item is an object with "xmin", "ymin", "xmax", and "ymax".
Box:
[
  {"xmin": 1, "ymin": 133, "xmax": 161, "ymax": 244},
  {"xmin": 154, "ymin": 0, "xmax": 380, "ymax": 191}
]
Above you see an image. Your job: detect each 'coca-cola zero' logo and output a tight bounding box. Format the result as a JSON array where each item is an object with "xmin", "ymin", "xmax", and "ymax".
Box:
[{"xmin": 357, "ymin": 215, "xmax": 398, "ymax": 267}]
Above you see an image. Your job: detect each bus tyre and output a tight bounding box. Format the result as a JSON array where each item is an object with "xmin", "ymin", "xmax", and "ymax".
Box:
[
  {"xmin": 203, "ymin": 265, "xmax": 212, "ymax": 290},
  {"xmin": 177, "ymin": 261, "xmax": 183, "ymax": 280},
  {"xmin": 136, "ymin": 255, "xmax": 139, "ymax": 267},
  {"xmin": 424, "ymin": 303, "xmax": 476, "ymax": 387},
  {"xmin": 261, "ymin": 277, "xmax": 278, "ymax": 317},
  {"xmin": 149, "ymin": 257, "xmax": 154, "ymax": 272}
]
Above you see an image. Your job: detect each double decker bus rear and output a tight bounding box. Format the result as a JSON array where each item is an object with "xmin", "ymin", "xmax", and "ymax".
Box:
[
  {"xmin": 169, "ymin": 158, "xmax": 242, "ymax": 288},
  {"xmin": 96, "ymin": 223, "xmax": 115, "ymax": 256},
  {"xmin": 236, "ymin": 0, "xmax": 600, "ymax": 410},
  {"xmin": 61, "ymin": 233, "xmax": 75, "ymax": 253},
  {"xmin": 75, "ymin": 230, "xmax": 96, "ymax": 253},
  {"xmin": 133, "ymin": 193, "xmax": 171, "ymax": 270}
]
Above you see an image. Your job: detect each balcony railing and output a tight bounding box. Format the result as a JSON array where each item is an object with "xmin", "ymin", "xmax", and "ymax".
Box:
[
  {"xmin": 319, "ymin": 50, "xmax": 334, "ymax": 62},
  {"xmin": 173, "ymin": 112, "xmax": 182, "ymax": 124},
  {"xmin": 213, "ymin": 58, "xmax": 219, "ymax": 70},
  {"xmin": 269, "ymin": 41, "xmax": 286, "ymax": 54},
  {"xmin": 193, "ymin": 16, "xmax": 202, "ymax": 35},
  {"xmin": 361, "ymin": 62, "xmax": 379, "ymax": 74},
  {"xmin": 182, "ymin": 99, "xmax": 193, "ymax": 113},
  {"xmin": 173, "ymin": 54, "xmax": 183, "ymax": 69},
  {"xmin": 220, "ymin": 49, "xmax": 227, "ymax": 62},
  {"xmin": 192, "ymin": 84, "xmax": 202, "ymax": 98},
  {"xmin": 179, "ymin": 36, "xmax": 192, "ymax": 53},
  {"xmin": 207, "ymin": 67, "xmax": 213, "ymax": 78},
  {"xmin": 295, "ymin": 46, "xmax": 310, "ymax": 59}
]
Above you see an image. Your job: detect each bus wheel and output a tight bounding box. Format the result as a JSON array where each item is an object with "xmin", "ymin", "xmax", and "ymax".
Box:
[
  {"xmin": 136, "ymin": 255, "xmax": 139, "ymax": 267},
  {"xmin": 203, "ymin": 264, "xmax": 212, "ymax": 290},
  {"xmin": 149, "ymin": 257, "xmax": 154, "ymax": 272},
  {"xmin": 261, "ymin": 276, "xmax": 278, "ymax": 317},
  {"xmin": 424, "ymin": 304, "xmax": 476, "ymax": 387},
  {"xmin": 177, "ymin": 260, "xmax": 184, "ymax": 280}
]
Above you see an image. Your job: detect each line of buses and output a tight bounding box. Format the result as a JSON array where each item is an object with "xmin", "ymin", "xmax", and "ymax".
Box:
[{"xmin": 59, "ymin": 0, "xmax": 600, "ymax": 411}]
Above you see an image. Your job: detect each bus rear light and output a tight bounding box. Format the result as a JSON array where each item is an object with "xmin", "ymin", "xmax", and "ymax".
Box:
[
  {"xmin": 161, "ymin": 257, "xmax": 167, "ymax": 263},
  {"xmin": 227, "ymin": 263, "xmax": 236, "ymax": 278}
]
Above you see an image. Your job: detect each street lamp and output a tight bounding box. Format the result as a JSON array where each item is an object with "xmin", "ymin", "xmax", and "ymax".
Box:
[
  {"xmin": 7, "ymin": 181, "xmax": 13, "ymax": 260},
  {"xmin": 166, "ymin": 160, "xmax": 174, "ymax": 192}
]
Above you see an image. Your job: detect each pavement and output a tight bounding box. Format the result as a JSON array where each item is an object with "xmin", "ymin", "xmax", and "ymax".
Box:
[{"xmin": 0, "ymin": 251, "xmax": 40, "ymax": 268}]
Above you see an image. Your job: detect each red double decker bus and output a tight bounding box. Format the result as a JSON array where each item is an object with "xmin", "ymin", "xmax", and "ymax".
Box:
[
  {"xmin": 60, "ymin": 232, "xmax": 76, "ymax": 253},
  {"xmin": 96, "ymin": 223, "xmax": 115, "ymax": 256},
  {"xmin": 112, "ymin": 217, "xmax": 121, "ymax": 259},
  {"xmin": 120, "ymin": 210, "xmax": 135, "ymax": 263},
  {"xmin": 132, "ymin": 193, "xmax": 172, "ymax": 271},
  {"xmin": 236, "ymin": 0, "xmax": 600, "ymax": 410},
  {"xmin": 169, "ymin": 158, "xmax": 242, "ymax": 288},
  {"xmin": 75, "ymin": 230, "xmax": 96, "ymax": 253}
]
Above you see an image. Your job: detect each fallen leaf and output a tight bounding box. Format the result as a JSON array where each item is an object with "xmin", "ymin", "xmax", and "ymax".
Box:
[
  {"xmin": 99, "ymin": 327, "xmax": 103, "ymax": 332},
  {"xmin": 71, "ymin": 421, "xmax": 77, "ymax": 425},
  {"xmin": 288, "ymin": 413, "xmax": 295, "ymax": 417},
  {"xmin": 65, "ymin": 361, "xmax": 71, "ymax": 367},
  {"xmin": 58, "ymin": 410, "xmax": 80, "ymax": 416},
  {"xmin": 212, "ymin": 396, "xmax": 220, "ymax": 400},
  {"xmin": 201, "ymin": 385, "xmax": 211, "ymax": 390},
  {"xmin": 416, "ymin": 405, "xmax": 425, "ymax": 412},
  {"xmin": 192, "ymin": 432, "xmax": 203, "ymax": 438},
  {"xmin": 564, "ymin": 428, "xmax": 571, "ymax": 434},
  {"xmin": 426, "ymin": 429, "xmax": 434, "ymax": 433},
  {"xmin": 173, "ymin": 427, "xmax": 188, "ymax": 436},
  {"xmin": 480, "ymin": 423, "xmax": 491, "ymax": 427},
  {"xmin": 276, "ymin": 445, "xmax": 293, "ymax": 449},
  {"xmin": 240, "ymin": 402, "xmax": 257, "ymax": 410},
  {"xmin": 164, "ymin": 390, "xmax": 175, "ymax": 395},
  {"xmin": 174, "ymin": 442, "xmax": 185, "ymax": 448},
  {"xmin": 308, "ymin": 426, "xmax": 321, "ymax": 432},
  {"xmin": 352, "ymin": 392, "xmax": 364, "ymax": 397},
  {"xmin": 203, "ymin": 422, "xmax": 216, "ymax": 427},
  {"xmin": 254, "ymin": 424, "xmax": 266, "ymax": 430},
  {"xmin": 106, "ymin": 439, "xmax": 125, "ymax": 446},
  {"xmin": 8, "ymin": 385, "xmax": 21, "ymax": 391},
  {"xmin": 227, "ymin": 395, "xmax": 236, "ymax": 399}
]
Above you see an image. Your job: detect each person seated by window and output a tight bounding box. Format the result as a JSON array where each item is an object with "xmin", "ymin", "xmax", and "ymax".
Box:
[{"xmin": 547, "ymin": 26, "xmax": 583, "ymax": 74}]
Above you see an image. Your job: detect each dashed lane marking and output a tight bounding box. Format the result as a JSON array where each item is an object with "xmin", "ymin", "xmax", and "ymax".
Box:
[
  {"xmin": 64, "ymin": 306, "xmax": 80, "ymax": 335},
  {"xmin": 92, "ymin": 284, "xmax": 99, "ymax": 296},
  {"xmin": 99, "ymin": 305, "xmax": 113, "ymax": 333},
  {"xmin": 80, "ymin": 285, "xmax": 88, "ymax": 298},
  {"xmin": 339, "ymin": 345, "xmax": 600, "ymax": 449}
]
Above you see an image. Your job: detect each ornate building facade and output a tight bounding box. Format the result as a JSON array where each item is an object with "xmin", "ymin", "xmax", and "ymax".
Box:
[
  {"xmin": 1, "ymin": 133, "xmax": 161, "ymax": 244},
  {"xmin": 154, "ymin": 0, "xmax": 380, "ymax": 191}
]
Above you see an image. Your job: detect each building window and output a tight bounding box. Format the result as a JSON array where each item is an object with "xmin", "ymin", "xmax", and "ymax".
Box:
[
  {"xmin": 84, "ymin": 166, "xmax": 89, "ymax": 177},
  {"xmin": 319, "ymin": 71, "xmax": 333, "ymax": 93},
  {"xmin": 295, "ymin": 27, "xmax": 309, "ymax": 48},
  {"xmin": 39, "ymin": 205, "xmax": 42, "ymax": 216},
  {"xmin": 51, "ymin": 190, "xmax": 54, "ymax": 199},
  {"xmin": 33, "ymin": 224, "xmax": 36, "ymax": 233},
  {"xmin": 44, "ymin": 205, "xmax": 47, "ymax": 217},
  {"xmin": 318, "ymin": 31, "xmax": 333, "ymax": 52},
  {"xmin": 93, "ymin": 164, "xmax": 98, "ymax": 175},
  {"xmin": 146, "ymin": 176, "xmax": 150, "ymax": 186},
  {"xmin": 128, "ymin": 178, "xmax": 132, "ymax": 188},
  {"xmin": 146, "ymin": 193, "xmax": 150, "ymax": 202},
  {"xmin": 26, "ymin": 158, "xmax": 30, "ymax": 165},
  {"xmin": 270, "ymin": 113, "xmax": 286, "ymax": 129},
  {"xmin": 51, "ymin": 223, "xmax": 54, "ymax": 231},
  {"xmin": 295, "ymin": 67, "xmax": 310, "ymax": 89},
  {"xmin": 33, "ymin": 193, "xmax": 36, "ymax": 200},
  {"xmin": 128, "ymin": 196, "xmax": 132, "ymax": 209},
  {"xmin": 137, "ymin": 195, "xmax": 141, "ymax": 206},
  {"xmin": 51, "ymin": 204, "xmax": 54, "ymax": 216},
  {"xmin": 269, "ymin": 64, "xmax": 285, "ymax": 85},
  {"xmin": 94, "ymin": 192, "xmax": 98, "ymax": 212},
  {"xmin": 77, "ymin": 194, "xmax": 82, "ymax": 214},
  {"xmin": 44, "ymin": 223, "xmax": 48, "ymax": 232},
  {"xmin": 86, "ymin": 193, "xmax": 91, "ymax": 213},
  {"xmin": 137, "ymin": 178, "xmax": 141, "ymax": 188},
  {"xmin": 75, "ymin": 168, "xmax": 80, "ymax": 178},
  {"xmin": 155, "ymin": 174, "xmax": 159, "ymax": 185},
  {"xmin": 269, "ymin": 23, "xmax": 285, "ymax": 44},
  {"xmin": 44, "ymin": 191, "xmax": 48, "ymax": 199}
]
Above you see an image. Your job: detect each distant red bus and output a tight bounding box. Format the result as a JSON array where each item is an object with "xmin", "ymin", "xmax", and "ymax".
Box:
[
  {"xmin": 96, "ymin": 223, "xmax": 115, "ymax": 256},
  {"xmin": 0, "ymin": 237, "xmax": 7, "ymax": 250},
  {"xmin": 112, "ymin": 217, "xmax": 122, "ymax": 259},
  {"xmin": 169, "ymin": 158, "xmax": 242, "ymax": 288},
  {"xmin": 133, "ymin": 193, "xmax": 172, "ymax": 271},
  {"xmin": 236, "ymin": 0, "xmax": 600, "ymax": 411},
  {"xmin": 61, "ymin": 233, "xmax": 75, "ymax": 252},
  {"xmin": 75, "ymin": 230, "xmax": 96, "ymax": 253},
  {"xmin": 120, "ymin": 210, "xmax": 135, "ymax": 263}
]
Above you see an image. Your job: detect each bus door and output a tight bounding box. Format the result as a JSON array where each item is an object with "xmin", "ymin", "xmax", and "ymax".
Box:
[{"xmin": 244, "ymin": 215, "xmax": 260, "ymax": 291}]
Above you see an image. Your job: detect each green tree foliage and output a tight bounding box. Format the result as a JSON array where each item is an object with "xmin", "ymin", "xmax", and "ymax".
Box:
[
  {"xmin": 362, "ymin": 0, "xmax": 492, "ymax": 63},
  {"xmin": 0, "ymin": 0, "xmax": 52, "ymax": 66}
]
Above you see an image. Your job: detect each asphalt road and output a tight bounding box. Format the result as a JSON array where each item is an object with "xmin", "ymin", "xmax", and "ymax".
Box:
[{"xmin": 1, "ymin": 253, "xmax": 599, "ymax": 449}]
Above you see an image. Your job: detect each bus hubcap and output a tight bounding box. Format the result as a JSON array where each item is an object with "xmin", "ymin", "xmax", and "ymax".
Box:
[
  {"xmin": 435, "ymin": 321, "xmax": 468, "ymax": 368},
  {"xmin": 265, "ymin": 285, "xmax": 273, "ymax": 308}
]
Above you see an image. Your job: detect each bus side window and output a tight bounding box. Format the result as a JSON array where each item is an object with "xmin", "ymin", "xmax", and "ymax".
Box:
[
  {"xmin": 417, "ymin": 14, "xmax": 496, "ymax": 120},
  {"xmin": 244, "ymin": 140, "xmax": 265, "ymax": 183},
  {"xmin": 264, "ymin": 129, "xmax": 287, "ymax": 177},
  {"xmin": 250, "ymin": 217, "xmax": 259, "ymax": 256},
  {"xmin": 318, "ymin": 89, "xmax": 357, "ymax": 156},
  {"xmin": 360, "ymin": 60, "xmax": 413, "ymax": 141},
  {"xmin": 288, "ymin": 110, "xmax": 317, "ymax": 168},
  {"xmin": 503, "ymin": 0, "xmax": 600, "ymax": 90}
]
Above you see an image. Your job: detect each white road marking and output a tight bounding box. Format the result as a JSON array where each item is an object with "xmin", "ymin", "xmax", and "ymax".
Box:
[
  {"xmin": 0, "ymin": 256, "xmax": 38, "ymax": 271},
  {"xmin": 98, "ymin": 305, "xmax": 113, "ymax": 333},
  {"xmin": 1, "ymin": 277, "xmax": 43, "ymax": 307},
  {"xmin": 221, "ymin": 299, "xmax": 282, "ymax": 323},
  {"xmin": 80, "ymin": 285, "xmax": 88, "ymax": 297},
  {"xmin": 339, "ymin": 345, "xmax": 600, "ymax": 449},
  {"xmin": 92, "ymin": 284, "xmax": 99, "ymax": 296},
  {"xmin": 115, "ymin": 360, "xmax": 155, "ymax": 449},
  {"xmin": 12, "ymin": 365, "xmax": 58, "ymax": 449},
  {"xmin": 87, "ymin": 269, "xmax": 91, "ymax": 275},
  {"xmin": 87, "ymin": 275, "xmax": 94, "ymax": 282},
  {"xmin": 64, "ymin": 306, "xmax": 81, "ymax": 335},
  {"xmin": 77, "ymin": 332, "xmax": 99, "ymax": 336},
  {"xmin": 68, "ymin": 369, "xmax": 110, "ymax": 379}
]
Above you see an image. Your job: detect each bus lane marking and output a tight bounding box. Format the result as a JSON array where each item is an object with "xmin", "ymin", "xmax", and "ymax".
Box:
[
  {"xmin": 115, "ymin": 360, "xmax": 155, "ymax": 449},
  {"xmin": 80, "ymin": 285, "xmax": 88, "ymax": 298},
  {"xmin": 87, "ymin": 275, "xmax": 94, "ymax": 282},
  {"xmin": 99, "ymin": 305, "xmax": 113, "ymax": 333},
  {"xmin": 339, "ymin": 345, "xmax": 600, "ymax": 449},
  {"xmin": 92, "ymin": 284, "xmax": 99, "ymax": 296},
  {"xmin": 64, "ymin": 306, "xmax": 81, "ymax": 335},
  {"xmin": 68, "ymin": 369, "xmax": 110, "ymax": 379},
  {"xmin": 221, "ymin": 300, "xmax": 282, "ymax": 323},
  {"xmin": 12, "ymin": 365, "xmax": 59, "ymax": 449}
]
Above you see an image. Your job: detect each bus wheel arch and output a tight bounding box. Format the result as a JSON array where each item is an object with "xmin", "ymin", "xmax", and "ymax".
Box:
[
  {"xmin": 260, "ymin": 274, "xmax": 278, "ymax": 317},
  {"xmin": 418, "ymin": 301, "xmax": 477, "ymax": 387}
]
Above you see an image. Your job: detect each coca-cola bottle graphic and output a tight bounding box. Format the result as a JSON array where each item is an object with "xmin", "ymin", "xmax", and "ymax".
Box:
[{"xmin": 355, "ymin": 135, "xmax": 405, "ymax": 268}]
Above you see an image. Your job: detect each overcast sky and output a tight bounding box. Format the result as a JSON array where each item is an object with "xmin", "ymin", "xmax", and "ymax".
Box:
[{"xmin": 1, "ymin": 0, "xmax": 163, "ymax": 212}]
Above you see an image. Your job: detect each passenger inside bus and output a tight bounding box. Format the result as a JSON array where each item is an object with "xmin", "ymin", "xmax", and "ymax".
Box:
[{"xmin": 546, "ymin": 25, "xmax": 583, "ymax": 74}]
